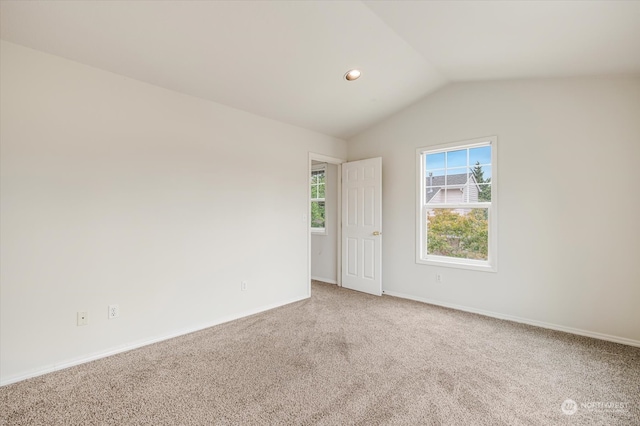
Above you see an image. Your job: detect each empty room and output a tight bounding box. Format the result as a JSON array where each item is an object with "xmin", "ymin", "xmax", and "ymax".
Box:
[{"xmin": 1, "ymin": 1, "xmax": 639, "ymax": 424}]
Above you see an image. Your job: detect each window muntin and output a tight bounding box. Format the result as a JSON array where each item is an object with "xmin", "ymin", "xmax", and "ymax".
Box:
[
  {"xmin": 417, "ymin": 137, "xmax": 497, "ymax": 271},
  {"xmin": 311, "ymin": 164, "xmax": 326, "ymax": 233}
]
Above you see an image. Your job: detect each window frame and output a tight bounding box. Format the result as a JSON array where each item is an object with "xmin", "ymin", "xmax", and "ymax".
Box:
[
  {"xmin": 310, "ymin": 163, "xmax": 327, "ymax": 235},
  {"xmin": 416, "ymin": 136, "xmax": 498, "ymax": 272}
]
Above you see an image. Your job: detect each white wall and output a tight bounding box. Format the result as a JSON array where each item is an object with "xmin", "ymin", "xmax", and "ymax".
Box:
[
  {"xmin": 348, "ymin": 76, "xmax": 640, "ymax": 345},
  {"xmin": 0, "ymin": 41, "xmax": 346, "ymax": 384},
  {"xmin": 311, "ymin": 163, "xmax": 338, "ymax": 284}
]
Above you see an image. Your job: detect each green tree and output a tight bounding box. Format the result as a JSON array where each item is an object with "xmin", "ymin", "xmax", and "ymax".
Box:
[
  {"xmin": 310, "ymin": 170, "xmax": 326, "ymax": 228},
  {"xmin": 311, "ymin": 201, "xmax": 325, "ymax": 228},
  {"xmin": 471, "ymin": 161, "xmax": 491, "ymax": 202},
  {"xmin": 427, "ymin": 208, "xmax": 488, "ymax": 260},
  {"xmin": 471, "ymin": 161, "xmax": 485, "ymax": 183}
]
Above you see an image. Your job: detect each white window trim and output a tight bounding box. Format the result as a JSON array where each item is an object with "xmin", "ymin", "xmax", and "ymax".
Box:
[
  {"xmin": 311, "ymin": 163, "xmax": 327, "ymax": 235},
  {"xmin": 415, "ymin": 136, "xmax": 498, "ymax": 272}
]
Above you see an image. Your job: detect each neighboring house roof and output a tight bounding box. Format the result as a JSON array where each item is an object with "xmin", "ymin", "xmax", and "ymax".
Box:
[
  {"xmin": 425, "ymin": 173, "xmax": 478, "ymax": 203},
  {"xmin": 425, "ymin": 187, "xmax": 442, "ymax": 203}
]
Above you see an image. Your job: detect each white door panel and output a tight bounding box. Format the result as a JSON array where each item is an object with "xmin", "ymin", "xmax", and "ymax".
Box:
[{"xmin": 341, "ymin": 157, "xmax": 382, "ymax": 296}]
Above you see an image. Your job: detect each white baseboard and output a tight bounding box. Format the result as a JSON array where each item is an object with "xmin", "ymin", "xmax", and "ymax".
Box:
[
  {"xmin": 382, "ymin": 290, "xmax": 640, "ymax": 348},
  {"xmin": 1, "ymin": 294, "xmax": 309, "ymax": 387},
  {"xmin": 311, "ymin": 276, "xmax": 337, "ymax": 285}
]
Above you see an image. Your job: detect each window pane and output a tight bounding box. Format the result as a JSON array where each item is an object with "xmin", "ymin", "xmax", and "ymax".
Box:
[
  {"xmin": 425, "ymin": 187, "xmax": 442, "ymax": 203},
  {"xmin": 311, "ymin": 201, "xmax": 325, "ymax": 228},
  {"xmin": 311, "ymin": 185, "xmax": 318, "ymax": 199},
  {"xmin": 426, "ymin": 208, "xmax": 488, "ymax": 260},
  {"xmin": 426, "ymin": 152, "xmax": 445, "ymax": 170},
  {"xmin": 425, "ymin": 171, "xmax": 444, "ymax": 185},
  {"xmin": 445, "ymin": 168, "xmax": 468, "ymax": 186},
  {"xmin": 446, "ymin": 149, "xmax": 467, "ymax": 168},
  {"xmin": 425, "ymin": 172, "xmax": 445, "ymax": 195},
  {"xmin": 470, "ymin": 164, "xmax": 492, "ymax": 183},
  {"xmin": 477, "ymin": 183, "xmax": 491, "ymax": 202},
  {"xmin": 317, "ymin": 182, "xmax": 325, "ymax": 198},
  {"xmin": 469, "ymin": 146, "xmax": 491, "ymax": 166}
]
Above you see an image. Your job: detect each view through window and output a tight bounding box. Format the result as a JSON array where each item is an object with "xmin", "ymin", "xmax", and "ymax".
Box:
[
  {"xmin": 417, "ymin": 137, "xmax": 497, "ymax": 270},
  {"xmin": 311, "ymin": 164, "xmax": 326, "ymax": 232}
]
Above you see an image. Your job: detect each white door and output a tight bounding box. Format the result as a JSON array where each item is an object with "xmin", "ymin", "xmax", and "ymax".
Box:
[{"xmin": 341, "ymin": 157, "xmax": 382, "ymax": 296}]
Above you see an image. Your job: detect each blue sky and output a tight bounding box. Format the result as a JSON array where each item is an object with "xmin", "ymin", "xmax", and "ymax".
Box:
[{"xmin": 425, "ymin": 146, "xmax": 492, "ymax": 179}]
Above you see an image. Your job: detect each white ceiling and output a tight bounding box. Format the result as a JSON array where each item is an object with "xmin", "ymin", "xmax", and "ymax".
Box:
[
  {"xmin": 1, "ymin": 1, "xmax": 639, "ymax": 139},
  {"xmin": 364, "ymin": 1, "xmax": 640, "ymax": 81}
]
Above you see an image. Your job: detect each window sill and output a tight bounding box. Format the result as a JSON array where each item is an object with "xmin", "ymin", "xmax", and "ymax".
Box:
[
  {"xmin": 417, "ymin": 257, "xmax": 497, "ymax": 273},
  {"xmin": 311, "ymin": 228, "xmax": 328, "ymax": 236}
]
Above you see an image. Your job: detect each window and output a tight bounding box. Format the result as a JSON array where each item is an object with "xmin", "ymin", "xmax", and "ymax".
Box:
[
  {"xmin": 416, "ymin": 136, "xmax": 497, "ymax": 271},
  {"xmin": 311, "ymin": 163, "xmax": 326, "ymax": 234}
]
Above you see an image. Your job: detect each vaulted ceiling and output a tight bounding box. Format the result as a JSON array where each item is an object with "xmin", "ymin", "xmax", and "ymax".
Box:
[{"xmin": 2, "ymin": 1, "xmax": 639, "ymax": 139}]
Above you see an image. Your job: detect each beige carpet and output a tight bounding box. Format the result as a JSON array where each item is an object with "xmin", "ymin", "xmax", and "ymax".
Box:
[{"xmin": 1, "ymin": 281, "xmax": 638, "ymax": 425}]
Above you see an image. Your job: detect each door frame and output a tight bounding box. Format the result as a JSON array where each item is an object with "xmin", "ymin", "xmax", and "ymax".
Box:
[{"xmin": 308, "ymin": 152, "xmax": 346, "ymax": 297}]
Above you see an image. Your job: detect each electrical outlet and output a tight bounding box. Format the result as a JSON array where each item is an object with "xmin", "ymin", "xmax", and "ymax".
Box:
[
  {"xmin": 435, "ymin": 273, "xmax": 443, "ymax": 283},
  {"xmin": 108, "ymin": 304, "xmax": 120, "ymax": 319},
  {"xmin": 77, "ymin": 311, "xmax": 88, "ymax": 326},
  {"xmin": 241, "ymin": 281, "xmax": 247, "ymax": 291}
]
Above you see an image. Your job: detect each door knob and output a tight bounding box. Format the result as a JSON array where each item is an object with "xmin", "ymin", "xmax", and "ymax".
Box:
[{"xmin": 372, "ymin": 231, "xmax": 382, "ymax": 236}]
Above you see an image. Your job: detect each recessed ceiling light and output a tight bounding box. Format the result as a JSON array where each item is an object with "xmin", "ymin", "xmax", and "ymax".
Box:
[{"xmin": 344, "ymin": 69, "xmax": 361, "ymax": 81}]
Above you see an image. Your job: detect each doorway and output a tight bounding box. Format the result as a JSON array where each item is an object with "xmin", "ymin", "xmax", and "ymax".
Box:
[
  {"xmin": 307, "ymin": 153, "xmax": 383, "ymax": 297},
  {"xmin": 308, "ymin": 153, "xmax": 344, "ymax": 296}
]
